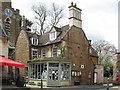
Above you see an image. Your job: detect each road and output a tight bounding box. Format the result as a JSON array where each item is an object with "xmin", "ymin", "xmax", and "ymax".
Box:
[
  {"xmin": 1, "ymin": 85, "xmax": 119, "ymax": 90},
  {"xmin": 30, "ymin": 85, "xmax": 118, "ymax": 90}
]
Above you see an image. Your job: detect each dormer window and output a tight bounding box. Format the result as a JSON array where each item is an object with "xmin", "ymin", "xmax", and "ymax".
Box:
[
  {"xmin": 31, "ymin": 38, "xmax": 38, "ymax": 45},
  {"xmin": 49, "ymin": 31, "xmax": 57, "ymax": 41}
]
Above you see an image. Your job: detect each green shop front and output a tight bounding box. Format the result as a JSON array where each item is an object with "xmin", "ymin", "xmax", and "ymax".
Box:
[{"xmin": 28, "ymin": 59, "xmax": 71, "ymax": 87}]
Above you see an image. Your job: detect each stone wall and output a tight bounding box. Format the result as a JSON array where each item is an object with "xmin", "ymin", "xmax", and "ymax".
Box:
[
  {"xmin": 0, "ymin": 38, "xmax": 8, "ymax": 58},
  {"xmin": 15, "ymin": 30, "xmax": 30, "ymax": 66},
  {"xmin": 63, "ymin": 26, "xmax": 94, "ymax": 85}
]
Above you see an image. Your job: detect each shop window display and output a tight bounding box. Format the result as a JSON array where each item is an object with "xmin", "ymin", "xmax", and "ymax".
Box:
[{"xmin": 61, "ymin": 63, "xmax": 70, "ymax": 80}]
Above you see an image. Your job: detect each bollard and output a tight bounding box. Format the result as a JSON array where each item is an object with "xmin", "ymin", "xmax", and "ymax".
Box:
[{"xmin": 107, "ymin": 78, "xmax": 109, "ymax": 90}]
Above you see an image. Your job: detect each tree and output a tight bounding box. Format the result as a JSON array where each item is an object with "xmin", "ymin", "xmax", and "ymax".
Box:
[
  {"xmin": 49, "ymin": 3, "xmax": 64, "ymax": 27},
  {"xmin": 32, "ymin": 3, "xmax": 64, "ymax": 35},
  {"xmin": 19, "ymin": 16, "xmax": 33, "ymax": 31},
  {"xmin": 32, "ymin": 4, "xmax": 47, "ymax": 35},
  {"xmin": 26, "ymin": 19, "xmax": 33, "ymax": 31},
  {"xmin": 92, "ymin": 40, "xmax": 117, "ymax": 77}
]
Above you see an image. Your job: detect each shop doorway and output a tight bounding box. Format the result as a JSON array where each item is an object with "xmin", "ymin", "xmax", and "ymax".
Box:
[{"xmin": 48, "ymin": 63, "xmax": 59, "ymax": 86}]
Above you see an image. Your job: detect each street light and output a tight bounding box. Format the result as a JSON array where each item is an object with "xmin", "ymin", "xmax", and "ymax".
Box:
[{"xmin": 107, "ymin": 78, "xmax": 109, "ymax": 90}]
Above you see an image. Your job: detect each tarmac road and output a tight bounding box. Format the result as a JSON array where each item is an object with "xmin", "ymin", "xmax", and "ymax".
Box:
[
  {"xmin": 30, "ymin": 85, "xmax": 112, "ymax": 90},
  {"xmin": 1, "ymin": 85, "xmax": 119, "ymax": 90}
]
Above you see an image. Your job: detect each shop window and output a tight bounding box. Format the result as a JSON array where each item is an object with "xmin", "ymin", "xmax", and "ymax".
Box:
[
  {"xmin": 61, "ymin": 63, "xmax": 70, "ymax": 80},
  {"xmin": 52, "ymin": 45, "xmax": 57, "ymax": 57},
  {"xmin": 29, "ymin": 63, "xmax": 47, "ymax": 79},
  {"xmin": 31, "ymin": 48, "xmax": 38, "ymax": 59},
  {"xmin": 48, "ymin": 63, "xmax": 59, "ymax": 80},
  {"xmin": 49, "ymin": 69, "xmax": 58, "ymax": 80},
  {"xmin": 41, "ymin": 48, "xmax": 46, "ymax": 57}
]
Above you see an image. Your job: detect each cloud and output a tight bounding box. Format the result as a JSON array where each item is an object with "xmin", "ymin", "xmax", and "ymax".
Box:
[{"xmin": 11, "ymin": 0, "xmax": 118, "ymax": 48}]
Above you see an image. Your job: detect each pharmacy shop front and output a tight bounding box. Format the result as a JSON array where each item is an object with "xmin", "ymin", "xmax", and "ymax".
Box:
[{"xmin": 28, "ymin": 60, "xmax": 71, "ymax": 87}]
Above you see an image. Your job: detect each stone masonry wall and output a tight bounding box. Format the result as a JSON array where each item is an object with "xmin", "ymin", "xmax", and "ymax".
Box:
[{"xmin": 63, "ymin": 26, "xmax": 93, "ymax": 85}]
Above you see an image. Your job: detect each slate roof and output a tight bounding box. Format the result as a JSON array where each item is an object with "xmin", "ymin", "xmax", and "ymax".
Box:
[
  {"xmin": 90, "ymin": 47, "xmax": 98, "ymax": 57},
  {"xmin": 40, "ymin": 25, "xmax": 69, "ymax": 46},
  {"xmin": 26, "ymin": 31, "xmax": 40, "ymax": 45}
]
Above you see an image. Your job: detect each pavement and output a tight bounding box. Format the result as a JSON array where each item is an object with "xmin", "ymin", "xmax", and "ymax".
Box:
[{"xmin": 1, "ymin": 84, "xmax": 120, "ymax": 90}]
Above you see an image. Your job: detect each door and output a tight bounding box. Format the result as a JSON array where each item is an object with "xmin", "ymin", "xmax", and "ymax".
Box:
[
  {"xmin": 94, "ymin": 72, "xmax": 97, "ymax": 84},
  {"xmin": 48, "ymin": 63, "xmax": 59, "ymax": 86}
]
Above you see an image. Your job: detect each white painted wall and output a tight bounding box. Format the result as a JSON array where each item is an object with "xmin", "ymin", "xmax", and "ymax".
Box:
[
  {"xmin": 69, "ymin": 5, "xmax": 82, "ymax": 28},
  {"xmin": 95, "ymin": 65, "xmax": 104, "ymax": 84}
]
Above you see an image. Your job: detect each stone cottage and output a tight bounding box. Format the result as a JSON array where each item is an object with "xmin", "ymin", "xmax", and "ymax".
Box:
[{"xmin": 15, "ymin": 2, "xmax": 98, "ymax": 86}]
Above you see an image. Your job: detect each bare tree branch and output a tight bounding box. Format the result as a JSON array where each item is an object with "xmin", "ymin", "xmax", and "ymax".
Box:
[
  {"xmin": 92, "ymin": 40, "xmax": 117, "ymax": 65},
  {"xmin": 32, "ymin": 4, "xmax": 47, "ymax": 35},
  {"xmin": 32, "ymin": 3, "xmax": 64, "ymax": 34},
  {"xmin": 49, "ymin": 3, "xmax": 64, "ymax": 27}
]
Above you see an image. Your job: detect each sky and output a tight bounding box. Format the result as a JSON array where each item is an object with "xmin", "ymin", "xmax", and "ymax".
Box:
[{"xmin": 11, "ymin": 0, "xmax": 118, "ymax": 49}]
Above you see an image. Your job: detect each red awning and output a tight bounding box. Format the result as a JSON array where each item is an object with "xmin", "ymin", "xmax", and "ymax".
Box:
[{"xmin": 0, "ymin": 56, "xmax": 25, "ymax": 68}]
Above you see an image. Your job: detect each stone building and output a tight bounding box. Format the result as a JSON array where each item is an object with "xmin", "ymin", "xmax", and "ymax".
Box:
[
  {"xmin": 0, "ymin": 20, "xmax": 8, "ymax": 58},
  {"xmin": 1, "ymin": 0, "xmax": 21, "ymax": 59},
  {"xmin": 113, "ymin": 52, "xmax": 120, "ymax": 81},
  {"xmin": 90, "ymin": 47, "xmax": 104, "ymax": 84},
  {"xmin": 0, "ymin": 0, "xmax": 23, "ymax": 82},
  {"xmin": 15, "ymin": 2, "xmax": 98, "ymax": 86},
  {"xmin": 0, "ymin": 17, "xmax": 9, "ymax": 79}
]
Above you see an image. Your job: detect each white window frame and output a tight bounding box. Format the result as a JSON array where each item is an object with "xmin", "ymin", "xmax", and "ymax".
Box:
[
  {"xmin": 31, "ymin": 38, "xmax": 38, "ymax": 45},
  {"xmin": 52, "ymin": 45, "xmax": 57, "ymax": 57},
  {"xmin": 41, "ymin": 48, "xmax": 46, "ymax": 57},
  {"xmin": 49, "ymin": 31, "xmax": 57, "ymax": 41},
  {"xmin": 29, "ymin": 63, "xmax": 47, "ymax": 79},
  {"xmin": 31, "ymin": 48, "xmax": 38, "ymax": 59}
]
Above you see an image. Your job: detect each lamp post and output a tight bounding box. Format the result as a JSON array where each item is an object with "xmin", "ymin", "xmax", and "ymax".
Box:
[
  {"xmin": 107, "ymin": 78, "xmax": 109, "ymax": 90},
  {"xmin": 41, "ymin": 63, "xmax": 43, "ymax": 89},
  {"xmin": 41, "ymin": 77, "xmax": 43, "ymax": 89}
]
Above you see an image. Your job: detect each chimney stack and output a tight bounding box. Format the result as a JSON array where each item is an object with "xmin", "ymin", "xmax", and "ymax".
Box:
[{"xmin": 69, "ymin": 2, "xmax": 82, "ymax": 28}]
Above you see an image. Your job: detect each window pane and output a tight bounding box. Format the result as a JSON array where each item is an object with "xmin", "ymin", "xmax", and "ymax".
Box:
[
  {"xmin": 49, "ymin": 31, "xmax": 56, "ymax": 41},
  {"xmin": 41, "ymin": 48, "xmax": 46, "ymax": 57},
  {"xmin": 52, "ymin": 46, "xmax": 57, "ymax": 57},
  {"xmin": 61, "ymin": 63, "xmax": 70, "ymax": 80},
  {"xmin": 32, "ymin": 49, "xmax": 38, "ymax": 59},
  {"xmin": 31, "ymin": 38, "xmax": 38, "ymax": 45},
  {"xmin": 29, "ymin": 63, "xmax": 47, "ymax": 79},
  {"xmin": 49, "ymin": 69, "xmax": 58, "ymax": 80}
]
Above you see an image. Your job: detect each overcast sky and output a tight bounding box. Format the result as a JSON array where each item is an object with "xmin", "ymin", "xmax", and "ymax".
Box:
[{"xmin": 11, "ymin": 0, "xmax": 118, "ymax": 49}]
